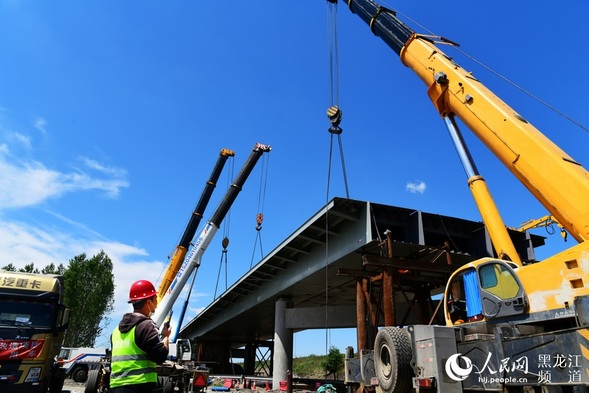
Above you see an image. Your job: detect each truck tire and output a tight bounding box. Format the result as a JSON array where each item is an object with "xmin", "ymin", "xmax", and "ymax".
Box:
[
  {"xmin": 85, "ymin": 369, "xmax": 100, "ymax": 393},
  {"xmin": 48, "ymin": 368, "xmax": 66, "ymax": 393},
  {"xmin": 72, "ymin": 365, "xmax": 88, "ymax": 383},
  {"xmin": 159, "ymin": 376, "xmax": 174, "ymax": 393},
  {"xmin": 374, "ymin": 326, "xmax": 413, "ymax": 393}
]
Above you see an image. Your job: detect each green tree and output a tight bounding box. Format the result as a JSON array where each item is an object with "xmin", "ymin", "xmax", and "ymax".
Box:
[
  {"xmin": 21, "ymin": 263, "xmax": 40, "ymax": 273},
  {"xmin": 1, "ymin": 263, "xmax": 17, "ymax": 271},
  {"xmin": 41, "ymin": 262, "xmax": 66, "ymax": 275},
  {"xmin": 2, "ymin": 262, "xmax": 41, "ymax": 273},
  {"xmin": 321, "ymin": 346, "xmax": 344, "ymax": 379},
  {"xmin": 1, "ymin": 262, "xmax": 60, "ymax": 273},
  {"xmin": 63, "ymin": 251, "xmax": 115, "ymax": 347}
]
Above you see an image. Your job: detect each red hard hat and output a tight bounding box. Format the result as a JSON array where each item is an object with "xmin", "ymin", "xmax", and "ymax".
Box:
[{"xmin": 128, "ymin": 280, "xmax": 157, "ymax": 303}]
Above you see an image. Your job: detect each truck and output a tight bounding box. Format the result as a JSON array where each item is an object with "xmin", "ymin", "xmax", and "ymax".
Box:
[
  {"xmin": 340, "ymin": 0, "xmax": 589, "ymax": 391},
  {"xmin": 85, "ymin": 143, "xmax": 271, "ymax": 393},
  {"xmin": 0, "ymin": 271, "xmax": 70, "ymax": 393},
  {"xmin": 59, "ymin": 347, "xmax": 108, "ymax": 383}
]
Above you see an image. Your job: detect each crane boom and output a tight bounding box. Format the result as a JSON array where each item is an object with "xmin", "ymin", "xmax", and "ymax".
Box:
[
  {"xmin": 157, "ymin": 148, "xmax": 235, "ymax": 302},
  {"xmin": 340, "ymin": 2, "xmax": 589, "ymax": 389},
  {"xmin": 152, "ymin": 142, "xmax": 271, "ymax": 327},
  {"xmin": 345, "ymin": 0, "xmax": 589, "ymax": 244}
]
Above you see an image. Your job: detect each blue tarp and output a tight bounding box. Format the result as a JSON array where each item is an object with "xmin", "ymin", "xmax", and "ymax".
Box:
[
  {"xmin": 317, "ymin": 384, "xmax": 336, "ymax": 393},
  {"xmin": 463, "ymin": 269, "xmax": 482, "ymax": 317}
]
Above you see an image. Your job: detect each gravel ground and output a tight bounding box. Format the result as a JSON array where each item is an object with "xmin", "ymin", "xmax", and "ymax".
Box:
[
  {"xmin": 62, "ymin": 378, "xmax": 86, "ymax": 393},
  {"xmin": 61, "ymin": 378, "xmax": 317, "ymax": 393}
]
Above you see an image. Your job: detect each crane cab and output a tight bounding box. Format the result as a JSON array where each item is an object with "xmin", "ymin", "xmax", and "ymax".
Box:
[{"xmin": 444, "ymin": 258, "xmax": 527, "ymax": 326}]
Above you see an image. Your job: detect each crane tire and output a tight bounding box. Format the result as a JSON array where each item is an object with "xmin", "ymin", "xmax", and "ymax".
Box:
[
  {"xmin": 84, "ymin": 369, "xmax": 100, "ymax": 393},
  {"xmin": 374, "ymin": 326, "xmax": 413, "ymax": 393}
]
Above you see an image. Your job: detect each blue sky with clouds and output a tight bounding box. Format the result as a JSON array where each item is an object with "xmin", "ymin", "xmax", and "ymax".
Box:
[{"xmin": 1, "ymin": 0, "xmax": 588, "ymax": 355}]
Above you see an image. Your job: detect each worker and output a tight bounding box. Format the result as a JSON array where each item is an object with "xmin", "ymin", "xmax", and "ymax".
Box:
[
  {"xmin": 110, "ymin": 279, "xmax": 171, "ymax": 393},
  {"xmin": 448, "ymin": 277, "xmax": 467, "ymax": 324}
]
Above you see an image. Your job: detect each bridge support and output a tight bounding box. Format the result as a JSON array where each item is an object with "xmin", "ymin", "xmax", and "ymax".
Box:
[{"xmin": 272, "ymin": 297, "xmax": 293, "ymax": 390}]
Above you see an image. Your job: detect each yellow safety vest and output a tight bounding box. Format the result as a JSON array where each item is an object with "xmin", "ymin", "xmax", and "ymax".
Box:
[{"xmin": 110, "ymin": 325, "xmax": 157, "ymax": 387}]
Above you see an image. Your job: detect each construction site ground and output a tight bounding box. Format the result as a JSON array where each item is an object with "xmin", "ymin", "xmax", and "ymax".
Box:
[{"xmin": 62, "ymin": 377, "xmax": 320, "ymax": 393}]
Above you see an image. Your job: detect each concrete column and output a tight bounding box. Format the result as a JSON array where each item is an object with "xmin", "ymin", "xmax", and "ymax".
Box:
[{"xmin": 272, "ymin": 297, "xmax": 293, "ymax": 390}]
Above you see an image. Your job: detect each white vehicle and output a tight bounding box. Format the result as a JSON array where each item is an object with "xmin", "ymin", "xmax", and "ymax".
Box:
[
  {"xmin": 59, "ymin": 347, "xmax": 108, "ymax": 383},
  {"xmin": 167, "ymin": 339, "xmax": 192, "ymax": 362}
]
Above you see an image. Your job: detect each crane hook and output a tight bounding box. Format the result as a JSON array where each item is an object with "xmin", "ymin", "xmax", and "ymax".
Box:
[
  {"xmin": 256, "ymin": 213, "xmax": 264, "ymax": 231},
  {"xmin": 327, "ymin": 106, "xmax": 343, "ymax": 134}
]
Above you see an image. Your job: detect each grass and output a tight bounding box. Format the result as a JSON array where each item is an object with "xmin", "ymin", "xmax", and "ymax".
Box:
[{"xmin": 292, "ymin": 354, "xmax": 343, "ymax": 379}]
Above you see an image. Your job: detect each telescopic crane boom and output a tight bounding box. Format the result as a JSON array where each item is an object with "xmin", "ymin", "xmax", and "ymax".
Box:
[
  {"xmin": 152, "ymin": 142, "xmax": 271, "ymax": 327},
  {"xmin": 341, "ymin": 0, "xmax": 589, "ymax": 390},
  {"xmin": 157, "ymin": 148, "xmax": 235, "ymax": 302},
  {"xmin": 345, "ymin": 0, "xmax": 589, "ymax": 245}
]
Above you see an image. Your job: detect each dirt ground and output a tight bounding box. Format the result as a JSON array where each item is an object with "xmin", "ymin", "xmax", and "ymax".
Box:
[
  {"xmin": 62, "ymin": 377, "xmax": 318, "ymax": 393},
  {"xmin": 62, "ymin": 378, "xmax": 86, "ymax": 393}
]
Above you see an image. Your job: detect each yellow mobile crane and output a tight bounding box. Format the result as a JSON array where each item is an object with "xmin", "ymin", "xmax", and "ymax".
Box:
[
  {"xmin": 85, "ymin": 144, "xmax": 271, "ymax": 393},
  {"xmin": 157, "ymin": 148, "xmax": 235, "ymax": 303},
  {"xmin": 341, "ymin": 0, "xmax": 589, "ymax": 391}
]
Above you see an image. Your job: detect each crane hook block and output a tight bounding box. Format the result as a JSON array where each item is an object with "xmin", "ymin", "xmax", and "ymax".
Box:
[
  {"xmin": 222, "ymin": 237, "xmax": 229, "ymax": 249},
  {"xmin": 329, "ymin": 125, "xmax": 343, "ymax": 135},
  {"xmin": 327, "ymin": 105, "xmax": 343, "ymax": 127},
  {"xmin": 256, "ymin": 213, "xmax": 264, "ymax": 231}
]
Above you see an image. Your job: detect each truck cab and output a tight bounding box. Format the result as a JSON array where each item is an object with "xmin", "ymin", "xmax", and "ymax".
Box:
[{"xmin": 0, "ymin": 271, "xmax": 70, "ymax": 393}]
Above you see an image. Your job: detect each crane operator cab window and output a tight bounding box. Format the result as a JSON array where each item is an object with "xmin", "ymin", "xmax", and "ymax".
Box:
[
  {"xmin": 478, "ymin": 261, "xmax": 527, "ymax": 319},
  {"xmin": 446, "ymin": 262, "xmax": 527, "ymax": 325}
]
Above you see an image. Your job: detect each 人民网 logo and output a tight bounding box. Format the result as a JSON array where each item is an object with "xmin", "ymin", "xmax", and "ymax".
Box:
[{"xmin": 445, "ymin": 354, "xmax": 473, "ymax": 381}]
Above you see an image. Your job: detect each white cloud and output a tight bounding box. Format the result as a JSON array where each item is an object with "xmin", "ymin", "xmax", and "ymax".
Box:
[
  {"xmin": 0, "ymin": 160, "xmax": 63, "ymax": 208},
  {"xmin": 0, "ymin": 110, "xmax": 130, "ymax": 207},
  {"xmin": 406, "ymin": 180, "xmax": 427, "ymax": 194},
  {"xmin": 0, "ymin": 111, "xmax": 206, "ymax": 345},
  {"xmin": 0, "ymin": 218, "xmax": 167, "ymax": 348},
  {"xmin": 0, "ymin": 111, "xmax": 142, "ymax": 346},
  {"xmin": 11, "ymin": 132, "xmax": 32, "ymax": 149},
  {"xmin": 0, "ymin": 157, "xmax": 130, "ymax": 209},
  {"xmin": 33, "ymin": 117, "xmax": 48, "ymax": 134},
  {"xmin": 80, "ymin": 156, "xmax": 128, "ymax": 178},
  {"xmin": 0, "ymin": 117, "xmax": 31, "ymax": 150}
]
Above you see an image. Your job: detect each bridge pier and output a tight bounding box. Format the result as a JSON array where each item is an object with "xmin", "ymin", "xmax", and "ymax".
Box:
[{"xmin": 272, "ymin": 297, "xmax": 293, "ymax": 390}]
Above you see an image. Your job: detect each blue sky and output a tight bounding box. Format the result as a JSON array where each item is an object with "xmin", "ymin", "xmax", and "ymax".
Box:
[{"xmin": 1, "ymin": 1, "xmax": 588, "ymax": 356}]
